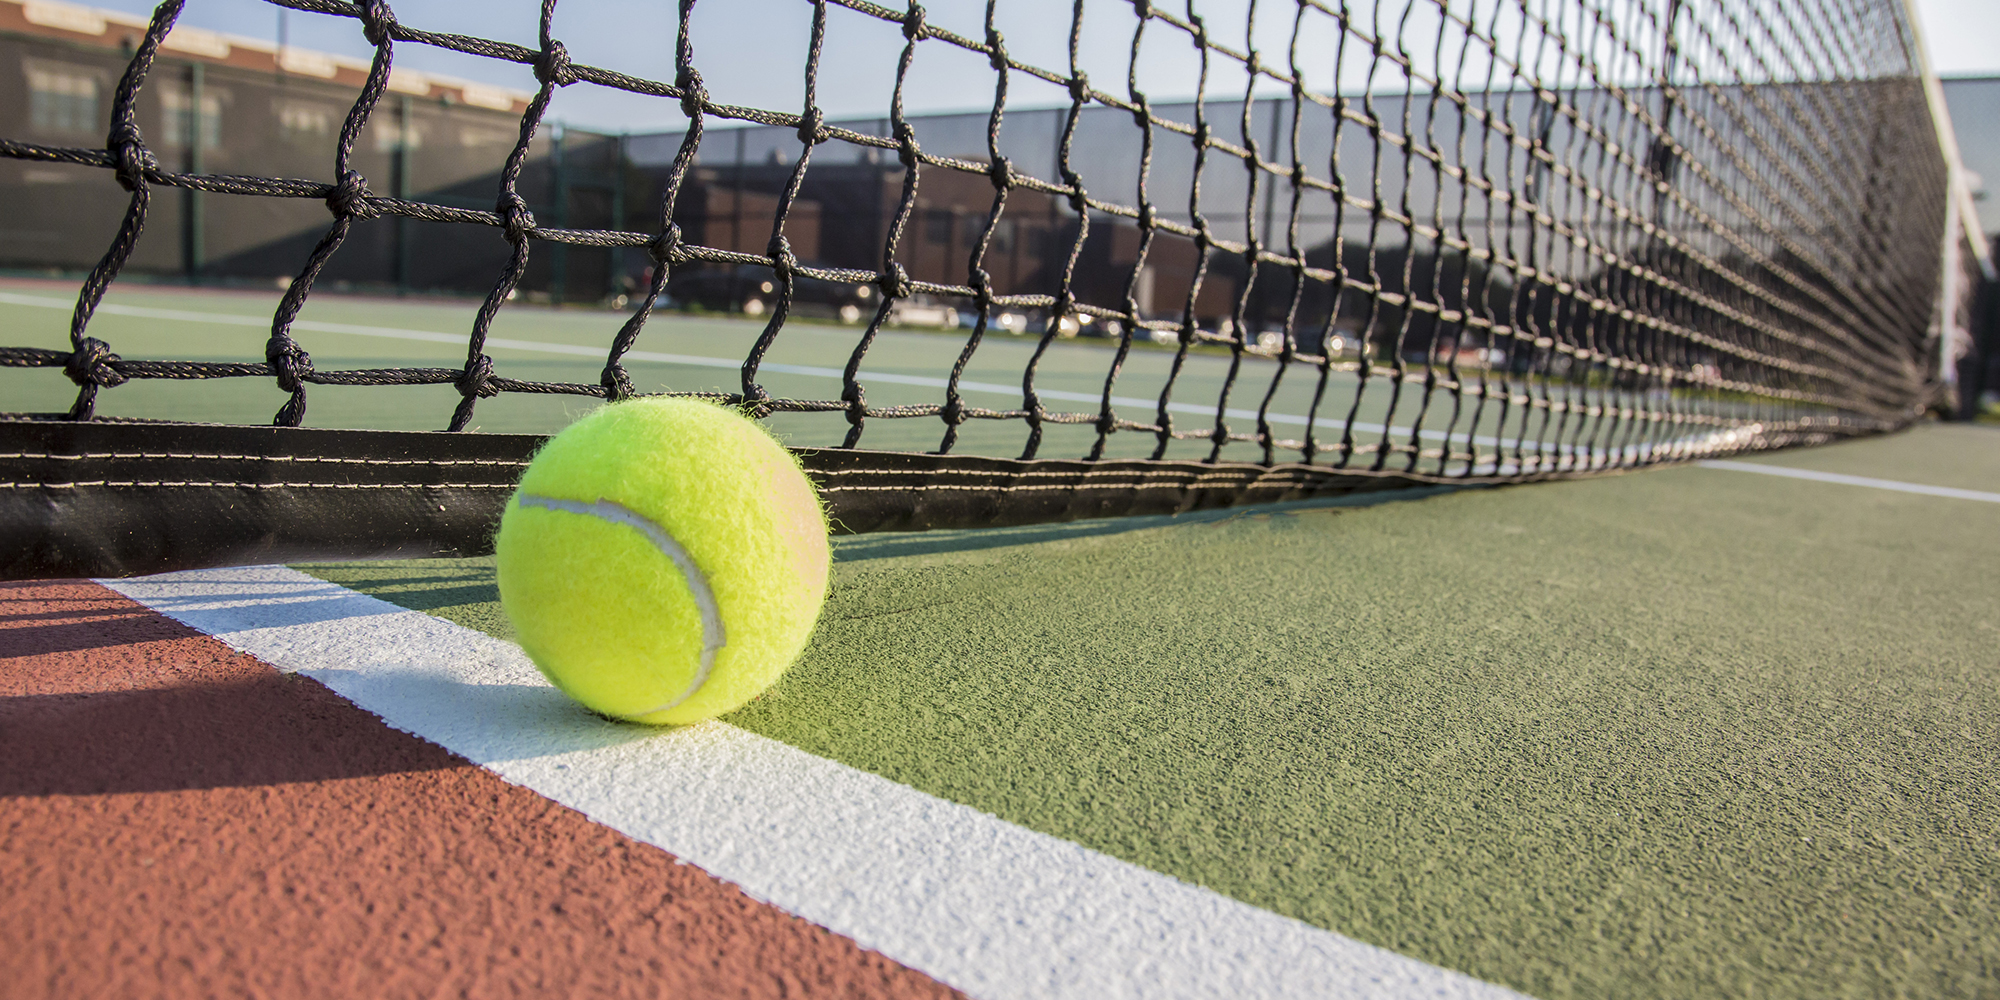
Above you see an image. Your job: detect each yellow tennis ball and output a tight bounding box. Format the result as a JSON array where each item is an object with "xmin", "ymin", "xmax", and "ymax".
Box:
[{"xmin": 494, "ymin": 397, "xmax": 830, "ymax": 725}]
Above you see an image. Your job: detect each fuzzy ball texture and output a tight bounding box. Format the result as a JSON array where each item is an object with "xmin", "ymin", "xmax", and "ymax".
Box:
[{"xmin": 495, "ymin": 398, "xmax": 831, "ymax": 725}]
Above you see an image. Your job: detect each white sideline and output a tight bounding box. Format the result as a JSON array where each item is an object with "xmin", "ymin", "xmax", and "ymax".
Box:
[
  {"xmin": 1696, "ymin": 460, "xmax": 2000, "ymax": 503},
  {"xmin": 102, "ymin": 566, "xmax": 1530, "ymax": 1000}
]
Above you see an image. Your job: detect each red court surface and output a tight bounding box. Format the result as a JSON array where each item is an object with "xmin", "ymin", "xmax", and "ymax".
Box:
[{"xmin": 0, "ymin": 579, "xmax": 958, "ymax": 1000}]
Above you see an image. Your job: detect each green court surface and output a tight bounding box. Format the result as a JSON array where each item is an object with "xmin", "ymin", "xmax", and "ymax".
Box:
[
  {"xmin": 1, "ymin": 280, "xmax": 1684, "ymax": 466},
  {"xmin": 12, "ymin": 281, "xmax": 1997, "ymax": 995},
  {"xmin": 297, "ymin": 423, "xmax": 2000, "ymax": 1000}
]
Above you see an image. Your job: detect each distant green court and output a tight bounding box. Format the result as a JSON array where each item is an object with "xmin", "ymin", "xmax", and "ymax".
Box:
[{"xmin": 0, "ymin": 280, "xmax": 1691, "ymax": 469}]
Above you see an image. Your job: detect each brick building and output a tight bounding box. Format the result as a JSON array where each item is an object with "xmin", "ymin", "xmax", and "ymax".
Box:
[{"xmin": 0, "ymin": 0, "xmax": 622, "ymax": 298}]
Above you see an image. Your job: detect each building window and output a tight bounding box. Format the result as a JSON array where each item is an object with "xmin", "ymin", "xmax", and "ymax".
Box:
[
  {"xmin": 160, "ymin": 86, "xmax": 222, "ymax": 150},
  {"xmin": 277, "ymin": 100, "xmax": 335, "ymax": 141},
  {"xmin": 458, "ymin": 126, "xmax": 515, "ymax": 149},
  {"xmin": 373, "ymin": 117, "xmax": 422, "ymax": 153},
  {"xmin": 26, "ymin": 65, "xmax": 100, "ymax": 135}
]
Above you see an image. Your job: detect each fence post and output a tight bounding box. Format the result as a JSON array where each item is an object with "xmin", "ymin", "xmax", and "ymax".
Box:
[
  {"xmin": 608, "ymin": 131, "xmax": 627, "ymax": 303},
  {"xmin": 549, "ymin": 124, "xmax": 568, "ymax": 305},
  {"xmin": 395, "ymin": 93, "xmax": 413, "ymax": 295},
  {"xmin": 184, "ymin": 61, "xmax": 204, "ymax": 283}
]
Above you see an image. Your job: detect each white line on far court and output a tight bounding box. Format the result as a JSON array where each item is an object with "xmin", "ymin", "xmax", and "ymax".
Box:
[
  {"xmin": 1697, "ymin": 460, "xmax": 2000, "ymax": 503},
  {"xmin": 0, "ymin": 289, "xmax": 1684, "ymax": 461},
  {"xmin": 102, "ymin": 566, "xmax": 1529, "ymax": 1000},
  {"xmin": 0, "ymin": 290, "xmax": 1379, "ymax": 431}
]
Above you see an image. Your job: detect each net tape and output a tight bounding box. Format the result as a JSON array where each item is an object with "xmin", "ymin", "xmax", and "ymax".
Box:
[{"xmin": 0, "ymin": 0, "xmax": 1952, "ymax": 477}]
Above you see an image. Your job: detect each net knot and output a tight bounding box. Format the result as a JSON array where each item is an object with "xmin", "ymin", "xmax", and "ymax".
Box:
[
  {"xmin": 648, "ymin": 223, "xmax": 681, "ymax": 265},
  {"xmin": 265, "ymin": 339, "xmax": 313, "ymax": 394},
  {"xmin": 497, "ymin": 192, "xmax": 536, "ymax": 243},
  {"xmin": 358, "ymin": 0, "xmax": 397, "ymax": 47},
  {"xmin": 987, "ymin": 156, "xmax": 1012, "ymax": 190},
  {"xmin": 767, "ymin": 234, "xmax": 799, "ymax": 274},
  {"xmin": 894, "ymin": 122, "xmax": 921, "ymax": 166},
  {"xmin": 901, "ymin": 4, "xmax": 928, "ymax": 41},
  {"xmin": 64, "ymin": 337, "xmax": 125, "ymax": 389},
  {"xmin": 676, "ymin": 67, "xmax": 707, "ymax": 118},
  {"xmin": 107, "ymin": 120, "xmax": 154, "ymax": 192},
  {"xmin": 879, "ymin": 261, "xmax": 913, "ymax": 300},
  {"xmin": 985, "ymin": 29, "xmax": 1007, "ymax": 71},
  {"xmin": 796, "ymin": 107, "xmax": 825, "ymax": 146},
  {"xmin": 536, "ymin": 40, "xmax": 577, "ymax": 88},
  {"xmin": 601, "ymin": 363, "xmax": 636, "ymax": 402},
  {"xmin": 457, "ymin": 354, "xmax": 499, "ymax": 399},
  {"xmin": 1067, "ymin": 73, "xmax": 1090, "ymax": 103},
  {"xmin": 1129, "ymin": 0, "xmax": 1151, "ymax": 18},
  {"xmin": 327, "ymin": 170, "xmax": 377, "ymax": 220}
]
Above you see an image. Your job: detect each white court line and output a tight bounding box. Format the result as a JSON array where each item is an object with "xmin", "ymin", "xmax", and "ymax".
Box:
[
  {"xmin": 102, "ymin": 566, "xmax": 1530, "ymax": 1000},
  {"xmin": 1696, "ymin": 460, "xmax": 2000, "ymax": 503},
  {"xmin": 0, "ymin": 290, "xmax": 1410, "ymax": 437}
]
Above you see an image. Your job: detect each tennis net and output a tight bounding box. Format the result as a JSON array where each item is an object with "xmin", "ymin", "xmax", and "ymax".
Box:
[{"xmin": 0, "ymin": 0, "xmax": 1966, "ymax": 575}]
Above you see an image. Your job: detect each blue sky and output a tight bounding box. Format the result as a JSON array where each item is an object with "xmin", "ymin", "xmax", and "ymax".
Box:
[{"xmin": 82, "ymin": 0, "xmax": 2000, "ymax": 133}]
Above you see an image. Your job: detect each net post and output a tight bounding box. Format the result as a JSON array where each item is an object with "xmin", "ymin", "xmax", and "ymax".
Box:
[
  {"xmin": 1900, "ymin": 0, "xmax": 1996, "ymax": 415},
  {"xmin": 0, "ymin": 0, "xmax": 1971, "ymax": 557}
]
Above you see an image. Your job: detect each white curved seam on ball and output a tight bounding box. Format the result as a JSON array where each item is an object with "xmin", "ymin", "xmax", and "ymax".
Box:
[{"xmin": 517, "ymin": 494, "xmax": 725, "ymax": 715}]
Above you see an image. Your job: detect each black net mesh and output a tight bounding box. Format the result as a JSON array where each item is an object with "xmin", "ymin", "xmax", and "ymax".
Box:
[{"xmin": 0, "ymin": 0, "xmax": 1955, "ymax": 480}]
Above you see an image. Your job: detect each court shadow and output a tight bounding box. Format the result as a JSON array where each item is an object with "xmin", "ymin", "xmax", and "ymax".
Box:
[
  {"xmin": 319, "ymin": 581, "xmax": 500, "ymax": 613},
  {"xmin": 291, "ymin": 567, "xmax": 495, "ymax": 591},
  {"xmin": 0, "ymin": 604, "xmax": 204, "ymax": 658},
  {"xmin": 300, "ymin": 667, "xmax": 677, "ymax": 763},
  {"xmin": 832, "ymin": 485, "xmax": 1467, "ymax": 562},
  {"xmin": 287, "ymin": 565, "xmax": 501, "ymax": 612},
  {"xmin": 0, "ymin": 605, "xmax": 158, "ymax": 625},
  {"xmin": 124, "ymin": 576, "xmax": 423, "ymax": 631},
  {"xmin": 0, "ymin": 672, "xmax": 468, "ymax": 796},
  {"xmin": 0, "ymin": 617, "xmax": 194, "ymax": 658}
]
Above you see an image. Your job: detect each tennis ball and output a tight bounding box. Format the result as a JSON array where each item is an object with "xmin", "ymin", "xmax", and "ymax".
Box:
[{"xmin": 494, "ymin": 397, "xmax": 830, "ymax": 725}]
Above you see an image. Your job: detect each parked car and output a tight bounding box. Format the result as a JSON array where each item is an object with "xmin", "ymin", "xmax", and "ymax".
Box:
[
  {"xmin": 667, "ymin": 264, "xmax": 878, "ymax": 323},
  {"xmin": 886, "ymin": 297, "xmax": 962, "ymax": 330}
]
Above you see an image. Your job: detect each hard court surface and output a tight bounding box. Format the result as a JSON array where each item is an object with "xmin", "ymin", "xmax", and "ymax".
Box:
[{"xmin": 2, "ymin": 281, "xmax": 1996, "ymax": 998}]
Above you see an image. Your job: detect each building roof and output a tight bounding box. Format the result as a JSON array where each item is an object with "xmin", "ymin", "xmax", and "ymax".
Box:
[{"xmin": 0, "ymin": 0, "xmax": 534, "ymax": 114}]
